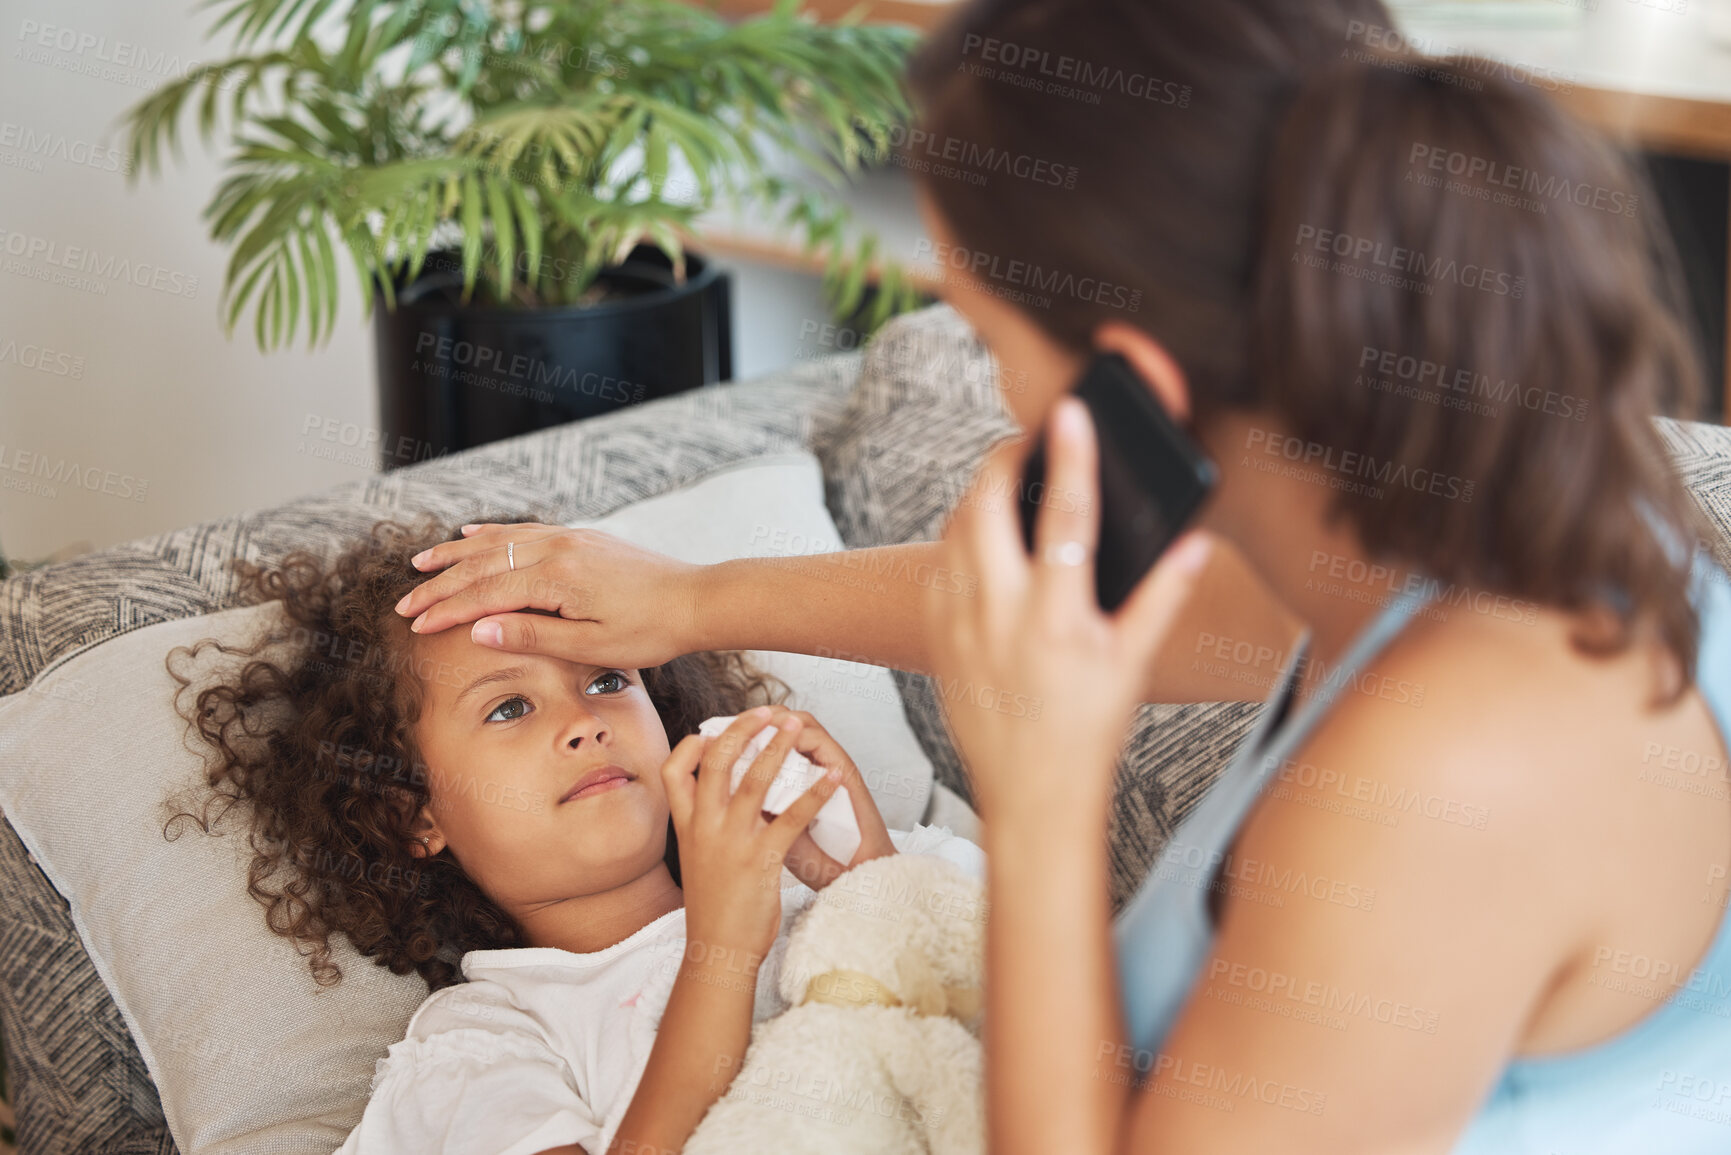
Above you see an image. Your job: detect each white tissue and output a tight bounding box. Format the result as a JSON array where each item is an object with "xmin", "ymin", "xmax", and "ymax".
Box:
[{"xmin": 695, "ymin": 715, "xmax": 862, "ymax": 866}]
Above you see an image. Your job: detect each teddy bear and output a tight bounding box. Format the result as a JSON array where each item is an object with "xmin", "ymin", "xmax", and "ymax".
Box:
[{"xmin": 682, "ymin": 850, "xmax": 988, "ymax": 1155}]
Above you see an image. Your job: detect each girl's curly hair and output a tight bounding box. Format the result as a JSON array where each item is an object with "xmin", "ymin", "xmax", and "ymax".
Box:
[{"xmin": 165, "ymin": 515, "xmax": 788, "ymax": 993}]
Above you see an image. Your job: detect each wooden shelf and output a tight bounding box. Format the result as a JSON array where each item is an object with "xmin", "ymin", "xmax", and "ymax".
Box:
[{"xmin": 1564, "ymin": 89, "xmax": 1731, "ymax": 161}]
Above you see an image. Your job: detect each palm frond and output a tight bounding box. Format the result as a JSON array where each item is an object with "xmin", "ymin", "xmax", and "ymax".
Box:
[{"xmin": 129, "ymin": 0, "xmax": 925, "ymax": 349}]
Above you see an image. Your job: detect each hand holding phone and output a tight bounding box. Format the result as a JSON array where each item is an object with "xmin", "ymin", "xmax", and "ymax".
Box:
[{"xmin": 1018, "ymin": 352, "xmax": 1217, "ymax": 611}]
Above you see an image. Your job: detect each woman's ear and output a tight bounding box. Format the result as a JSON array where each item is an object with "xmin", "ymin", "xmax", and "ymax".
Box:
[{"xmin": 1093, "ymin": 321, "xmax": 1194, "ymax": 425}]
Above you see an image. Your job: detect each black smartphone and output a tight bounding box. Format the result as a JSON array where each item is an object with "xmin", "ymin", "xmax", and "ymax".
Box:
[{"xmin": 1018, "ymin": 351, "xmax": 1218, "ymax": 612}]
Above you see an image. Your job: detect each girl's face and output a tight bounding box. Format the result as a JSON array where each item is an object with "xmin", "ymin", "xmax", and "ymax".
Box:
[{"xmin": 403, "ymin": 623, "xmax": 674, "ymax": 911}]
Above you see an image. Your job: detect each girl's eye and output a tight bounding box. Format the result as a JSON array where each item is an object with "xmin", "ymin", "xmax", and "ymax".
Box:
[
  {"xmin": 587, "ymin": 670, "xmax": 629, "ymax": 695},
  {"xmin": 485, "ymin": 696, "xmax": 531, "ymax": 723}
]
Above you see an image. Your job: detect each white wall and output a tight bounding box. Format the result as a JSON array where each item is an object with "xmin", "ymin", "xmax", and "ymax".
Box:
[{"xmin": 0, "ymin": 0, "xmax": 834, "ymax": 565}]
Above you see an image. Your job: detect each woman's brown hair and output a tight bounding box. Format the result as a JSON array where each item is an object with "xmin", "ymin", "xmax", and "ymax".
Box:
[
  {"xmin": 1251, "ymin": 53, "xmax": 1707, "ymax": 692},
  {"xmin": 166, "ymin": 516, "xmax": 788, "ymax": 992},
  {"xmin": 909, "ymin": 0, "xmax": 1711, "ymax": 694}
]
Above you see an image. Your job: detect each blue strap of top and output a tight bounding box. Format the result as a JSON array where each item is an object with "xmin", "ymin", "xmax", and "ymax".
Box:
[{"xmin": 1113, "ymin": 581, "xmax": 1437, "ymax": 1058}]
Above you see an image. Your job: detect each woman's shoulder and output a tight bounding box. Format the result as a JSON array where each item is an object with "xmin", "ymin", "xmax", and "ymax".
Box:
[
  {"xmin": 1232, "ymin": 592, "xmax": 1731, "ymax": 1057},
  {"xmin": 1250, "ymin": 597, "xmax": 1723, "ymax": 939},
  {"xmin": 1313, "ymin": 598, "xmax": 1680, "ymax": 798}
]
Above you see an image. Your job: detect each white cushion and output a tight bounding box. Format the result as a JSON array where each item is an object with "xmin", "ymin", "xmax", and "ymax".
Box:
[{"xmin": 0, "ymin": 450, "xmax": 933, "ymax": 1154}]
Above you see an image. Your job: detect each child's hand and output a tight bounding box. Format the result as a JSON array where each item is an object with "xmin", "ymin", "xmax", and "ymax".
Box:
[
  {"xmin": 764, "ymin": 707, "xmax": 899, "ymax": 892},
  {"xmin": 660, "ymin": 707, "xmax": 845, "ymax": 962}
]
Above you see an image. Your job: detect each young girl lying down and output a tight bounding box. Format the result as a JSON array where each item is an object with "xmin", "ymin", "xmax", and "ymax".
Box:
[{"xmin": 169, "ymin": 517, "xmax": 984, "ymax": 1155}]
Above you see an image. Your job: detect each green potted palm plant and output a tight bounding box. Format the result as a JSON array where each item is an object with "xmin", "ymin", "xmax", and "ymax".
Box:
[{"xmin": 124, "ymin": 0, "xmax": 924, "ymax": 462}]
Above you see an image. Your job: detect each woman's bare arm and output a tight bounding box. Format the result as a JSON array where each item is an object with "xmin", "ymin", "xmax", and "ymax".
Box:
[
  {"xmin": 981, "ymin": 796, "xmax": 1131, "ymax": 1155},
  {"xmin": 691, "ymin": 542, "xmax": 942, "ymax": 675},
  {"xmin": 695, "ymin": 538, "xmax": 1300, "ymax": 704},
  {"xmin": 395, "ymin": 525, "xmax": 1298, "ymax": 704}
]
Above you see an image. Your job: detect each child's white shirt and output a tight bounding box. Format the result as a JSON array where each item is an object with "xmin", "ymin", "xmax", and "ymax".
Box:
[{"xmin": 334, "ymin": 824, "xmax": 985, "ymax": 1155}]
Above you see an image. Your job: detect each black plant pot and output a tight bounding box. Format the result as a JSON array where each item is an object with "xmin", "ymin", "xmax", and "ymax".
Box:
[{"xmin": 372, "ymin": 244, "xmax": 732, "ymax": 468}]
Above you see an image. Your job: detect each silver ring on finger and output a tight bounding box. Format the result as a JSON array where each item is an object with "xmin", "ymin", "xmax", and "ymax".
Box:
[
  {"xmin": 1041, "ymin": 540, "xmax": 1091, "ymax": 567},
  {"xmin": 507, "ymin": 541, "xmax": 516, "ymax": 571}
]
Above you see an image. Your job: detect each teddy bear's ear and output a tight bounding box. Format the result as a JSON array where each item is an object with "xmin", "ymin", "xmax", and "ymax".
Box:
[{"xmin": 896, "ymin": 950, "xmax": 947, "ymax": 1018}]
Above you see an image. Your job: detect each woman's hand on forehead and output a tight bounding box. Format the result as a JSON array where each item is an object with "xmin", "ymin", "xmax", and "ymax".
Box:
[{"xmin": 391, "ymin": 522, "xmax": 703, "ymax": 670}]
